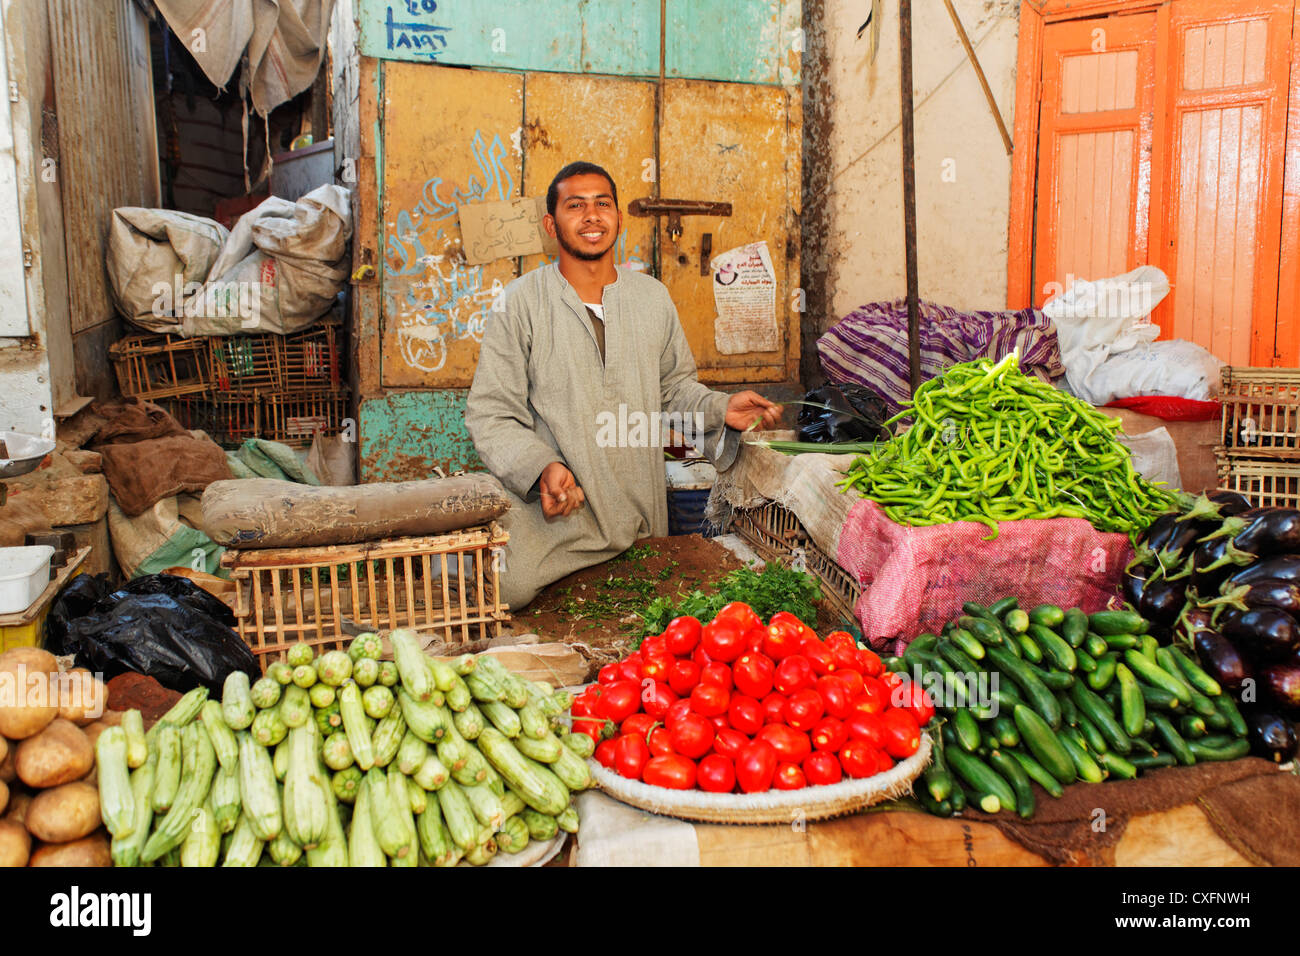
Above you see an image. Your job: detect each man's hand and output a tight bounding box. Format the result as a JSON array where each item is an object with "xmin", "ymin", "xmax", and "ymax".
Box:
[
  {"xmin": 539, "ymin": 461, "xmax": 586, "ymax": 519},
  {"xmin": 725, "ymin": 390, "xmax": 784, "ymax": 432}
]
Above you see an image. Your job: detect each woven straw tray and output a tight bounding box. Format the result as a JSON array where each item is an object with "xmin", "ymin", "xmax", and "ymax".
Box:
[{"xmin": 586, "ymin": 733, "xmax": 932, "ymax": 825}]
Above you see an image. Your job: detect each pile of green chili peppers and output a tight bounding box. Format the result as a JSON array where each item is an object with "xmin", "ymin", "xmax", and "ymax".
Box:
[{"xmin": 835, "ymin": 353, "xmax": 1179, "ymax": 540}]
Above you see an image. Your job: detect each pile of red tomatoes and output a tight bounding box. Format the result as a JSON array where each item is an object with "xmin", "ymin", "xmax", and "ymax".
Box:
[{"xmin": 570, "ymin": 604, "xmax": 933, "ymax": 794}]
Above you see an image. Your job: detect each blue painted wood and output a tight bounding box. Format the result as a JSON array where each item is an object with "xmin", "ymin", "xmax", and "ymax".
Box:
[
  {"xmin": 666, "ymin": 0, "xmax": 789, "ymax": 84},
  {"xmin": 578, "ymin": 0, "xmax": 659, "ymax": 76},
  {"xmin": 359, "ymin": 390, "xmax": 483, "ymax": 482}
]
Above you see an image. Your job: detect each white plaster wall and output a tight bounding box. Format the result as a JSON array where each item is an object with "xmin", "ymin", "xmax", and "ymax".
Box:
[{"xmin": 814, "ymin": 0, "xmax": 1021, "ymax": 319}]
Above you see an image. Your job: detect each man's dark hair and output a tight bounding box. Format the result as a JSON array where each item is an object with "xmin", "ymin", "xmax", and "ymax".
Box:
[{"xmin": 546, "ymin": 161, "xmax": 619, "ymax": 217}]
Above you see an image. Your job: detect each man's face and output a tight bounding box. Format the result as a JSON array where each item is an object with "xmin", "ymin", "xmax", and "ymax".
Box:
[{"xmin": 545, "ymin": 173, "xmax": 621, "ymax": 262}]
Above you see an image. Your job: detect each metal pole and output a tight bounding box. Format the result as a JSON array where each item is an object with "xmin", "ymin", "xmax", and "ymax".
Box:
[{"xmin": 900, "ymin": 0, "xmax": 921, "ymax": 394}]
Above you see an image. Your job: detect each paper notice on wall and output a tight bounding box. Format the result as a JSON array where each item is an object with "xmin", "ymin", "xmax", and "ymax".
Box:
[
  {"xmin": 710, "ymin": 241, "xmax": 778, "ymax": 354},
  {"xmin": 458, "ymin": 197, "xmax": 559, "ymax": 265}
]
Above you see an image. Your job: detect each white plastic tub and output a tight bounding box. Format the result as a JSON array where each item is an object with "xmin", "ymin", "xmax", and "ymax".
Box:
[{"xmin": 0, "ymin": 546, "xmax": 53, "ymax": 614}]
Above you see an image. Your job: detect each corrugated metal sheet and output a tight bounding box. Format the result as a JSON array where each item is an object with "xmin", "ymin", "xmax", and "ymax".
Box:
[{"xmin": 47, "ymin": 0, "xmax": 158, "ymax": 334}]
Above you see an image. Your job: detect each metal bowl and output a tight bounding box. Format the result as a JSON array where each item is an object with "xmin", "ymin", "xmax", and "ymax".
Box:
[{"xmin": 0, "ymin": 430, "xmax": 56, "ymax": 478}]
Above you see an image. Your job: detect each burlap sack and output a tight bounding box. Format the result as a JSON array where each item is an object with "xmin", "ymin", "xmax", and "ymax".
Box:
[{"xmin": 105, "ymin": 208, "xmax": 229, "ymax": 331}]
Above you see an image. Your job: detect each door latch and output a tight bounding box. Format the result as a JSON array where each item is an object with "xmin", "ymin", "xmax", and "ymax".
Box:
[{"xmin": 627, "ymin": 198, "xmax": 732, "ymax": 244}]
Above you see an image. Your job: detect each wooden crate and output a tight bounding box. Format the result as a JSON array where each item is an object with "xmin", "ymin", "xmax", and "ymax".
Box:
[
  {"xmin": 281, "ymin": 319, "xmax": 342, "ymax": 390},
  {"xmin": 1219, "ymin": 366, "xmax": 1300, "ymax": 456},
  {"xmin": 263, "ymin": 387, "xmax": 350, "ymax": 448},
  {"xmin": 221, "ymin": 529, "xmax": 511, "ymax": 670},
  {"xmin": 729, "ymin": 500, "xmax": 861, "ymax": 627},
  {"xmin": 157, "ymin": 390, "xmax": 261, "ymax": 447},
  {"xmin": 209, "ymin": 334, "xmax": 283, "ymax": 392},
  {"xmin": 1216, "ymin": 449, "xmax": 1300, "ymax": 508},
  {"xmin": 109, "ymin": 333, "xmax": 209, "ymax": 400}
]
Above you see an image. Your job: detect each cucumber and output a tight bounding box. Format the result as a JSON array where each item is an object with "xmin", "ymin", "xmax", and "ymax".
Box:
[
  {"xmin": 390, "ymin": 628, "xmax": 435, "ymax": 701},
  {"xmin": 251, "ymin": 708, "xmax": 288, "ymax": 747},
  {"xmin": 340, "ymin": 682, "xmax": 375, "ymax": 770},
  {"xmin": 949, "ymin": 628, "xmax": 986, "ymax": 661},
  {"xmin": 396, "ymin": 731, "xmax": 430, "ymax": 775},
  {"xmin": 1139, "ymin": 634, "xmax": 1160, "ymax": 662},
  {"xmin": 1129, "ymin": 752, "xmax": 1177, "ymax": 771},
  {"xmin": 1188, "ymin": 738, "xmax": 1250, "ymax": 761},
  {"xmin": 1139, "ymin": 682, "xmax": 1184, "ymax": 712},
  {"xmin": 923, "ymin": 744, "xmax": 955, "ymax": 803},
  {"xmin": 437, "ymin": 779, "xmax": 480, "ymax": 851},
  {"xmin": 414, "ymin": 753, "xmax": 451, "ymax": 791},
  {"xmin": 987, "ymin": 748, "xmax": 1035, "ymax": 818},
  {"xmin": 988, "ymin": 596, "xmax": 1019, "ymax": 616},
  {"xmin": 237, "ymin": 730, "xmax": 282, "ymax": 841},
  {"xmin": 1028, "ymin": 604, "xmax": 1066, "ymax": 628},
  {"xmin": 480, "ymin": 699, "xmax": 522, "ymax": 737},
  {"xmin": 365, "ymin": 767, "xmax": 411, "ymax": 858},
  {"xmin": 1086, "ymin": 652, "xmax": 1117, "ymax": 691},
  {"xmin": 1003, "ymin": 609, "xmax": 1031, "ymax": 635},
  {"xmin": 221, "ymin": 814, "xmax": 264, "ymax": 867},
  {"xmin": 200, "ymin": 701, "xmax": 239, "ymax": 769},
  {"xmin": 944, "ymin": 749, "xmax": 1017, "ymax": 812},
  {"xmin": 1115, "ymin": 663, "xmax": 1147, "ymax": 737},
  {"xmin": 477, "ymin": 727, "xmax": 571, "ymax": 816},
  {"xmin": 1010, "ymin": 749, "xmax": 1064, "ymax": 798},
  {"xmin": 95, "ymin": 728, "xmax": 136, "ymax": 839},
  {"xmin": 520, "ymin": 808, "xmax": 559, "ymax": 841},
  {"xmin": 151, "ymin": 723, "xmax": 182, "ymax": 812},
  {"xmin": 959, "ymin": 615, "xmax": 1007, "ymax": 648},
  {"xmin": 1075, "ymin": 711, "xmax": 1109, "ymax": 755},
  {"xmin": 1014, "ymin": 631, "xmax": 1044, "ymax": 663},
  {"xmin": 1075, "ymin": 648, "xmax": 1097, "ymax": 674},
  {"xmin": 991, "ymin": 714, "xmax": 1019, "ymax": 748},
  {"xmin": 1013, "ymin": 704, "xmax": 1075, "ymax": 785},
  {"xmin": 399, "ymin": 688, "xmax": 449, "ymax": 743},
  {"xmin": 1056, "ymin": 689, "xmax": 1079, "ymax": 726},
  {"xmin": 1213, "ymin": 694, "xmax": 1248, "ymax": 737},
  {"xmin": 561, "ymin": 732, "xmax": 596, "ymax": 759},
  {"xmin": 1124, "ymin": 649, "xmax": 1190, "ymax": 704},
  {"xmin": 1070, "ymin": 681, "xmax": 1132, "ymax": 754},
  {"xmin": 1085, "ymin": 633, "xmax": 1109, "ymax": 659},
  {"xmin": 181, "ymin": 805, "xmax": 222, "ymax": 867},
  {"xmin": 452, "ymin": 703, "xmax": 485, "ymax": 740},
  {"xmin": 985, "ymin": 644, "xmax": 1061, "ymax": 728},
  {"xmin": 387, "ymin": 765, "xmax": 420, "ymax": 867},
  {"xmin": 1057, "ymin": 730, "xmax": 1104, "ymax": 783},
  {"xmin": 1103, "ymin": 633, "xmax": 1140, "ymax": 650},
  {"xmin": 1026, "ymin": 660, "xmax": 1074, "ymax": 691},
  {"xmin": 918, "ymin": 790, "xmax": 954, "ymax": 817},
  {"xmin": 1168, "ymin": 645, "xmax": 1222, "ymax": 697},
  {"xmin": 950, "ymin": 708, "xmax": 981, "ymax": 753},
  {"xmin": 1029, "ymin": 624, "xmax": 1077, "ymax": 672},
  {"xmin": 1088, "ymin": 610, "xmax": 1148, "ymax": 636},
  {"xmin": 1150, "ymin": 713, "xmax": 1195, "ymax": 766},
  {"xmin": 550, "ymin": 739, "xmax": 593, "ymax": 791},
  {"xmin": 210, "ymin": 762, "xmax": 242, "ymax": 834},
  {"xmin": 112, "ymin": 756, "xmax": 156, "ymax": 867},
  {"xmin": 1097, "ymin": 751, "xmax": 1138, "ymax": 780},
  {"xmin": 1180, "ymin": 715, "xmax": 1208, "ymax": 738},
  {"xmin": 371, "ymin": 707, "xmax": 407, "ymax": 767},
  {"xmin": 1155, "ymin": 648, "xmax": 1217, "ymax": 718},
  {"xmin": 1061, "ymin": 607, "xmax": 1089, "ymax": 648},
  {"xmin": 903, "ymin": 633, "xmax": 940, "ymax": 666}
]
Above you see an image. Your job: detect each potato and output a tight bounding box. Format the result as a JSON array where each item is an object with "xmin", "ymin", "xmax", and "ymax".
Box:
[
  {"xmin": 5, "ymin": 789, "xmax": 31, "ymax": 825},
  {"xmin": 15, "ymin": 718, "xmax": 93, "ymax": 788},
  {"xmin": 0, "ymin": 744, "xmax": 13, "ymax": 783},
  {"xmin": 0, "ymin": 818, "xmax": 30, "ymax": 867},
  {"xmin": 83, "ymin": 721, "xmax": 113, "ymax": 749},
  {"xmin": 0, "ymin": 647, "xmax": 59, "ymax": 740},
  {"xmin": 0, "ymin": 732, "xmax": 7, "ymax": 765},
  {"xmin": 29, "ymin": 831, "xmax": 110, "ymax": 867},
  {"xmin": 57, "ymin": 669, "xmax": 107, "ymax": 726},
  {"xmin": 25, "ymin": 780, "xmax": 100, "ymax": 844},
  {"xmin": 0, "ymin": 777, "xmax": 7, "ymax": 815}
]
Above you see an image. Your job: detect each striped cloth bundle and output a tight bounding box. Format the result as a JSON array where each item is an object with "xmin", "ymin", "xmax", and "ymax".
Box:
[{"xmin": 816, "ymin": 299, "xmax": 1066, "ymax": 416}]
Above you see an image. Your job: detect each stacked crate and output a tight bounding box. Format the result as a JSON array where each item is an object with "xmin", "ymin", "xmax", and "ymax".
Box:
[
  {"xmin": 1216, "ymin": 367, "xmax": 1300, "ymax": 507},
  {"xmin": 109, "ymin": 318, "xmax": 349, "ymax": 448}
]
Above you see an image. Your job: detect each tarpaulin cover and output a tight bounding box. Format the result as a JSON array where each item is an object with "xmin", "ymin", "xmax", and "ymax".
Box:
[{"xmin": 836, "ymin": 499, "xmax": 1133, "ymax": 654}]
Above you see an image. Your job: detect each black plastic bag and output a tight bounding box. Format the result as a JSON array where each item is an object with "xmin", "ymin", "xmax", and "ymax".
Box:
[
  {"xmin": 46, "ymin": 573, "xmax": 259, "ymax": 694},
  {"xmin": 796, "ymin": 384, "xmax": 892, "ymax": 443}
]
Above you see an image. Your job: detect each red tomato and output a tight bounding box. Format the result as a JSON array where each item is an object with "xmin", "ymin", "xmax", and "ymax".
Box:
[
  {"xmin": 727, "ymin": 694, "xmax": 765, "ymax": 736},
  {"xmin": 810, "ymin": 716, "xmax": 847, "ymax": 752},
  {"xmin": 763, "ymin": 619, "xmax": 802, "ymax": 661},
  {"xmin": 854, "ymin": 675, "xmax": 886, "ymax": 715},
  {"xmin": 768, "ymin": 611, "xmax": 805, "ymax": 631},
  {"xmin": 816, "ymin": 675, "xmax": 853, "ymax": 720},
  {"xmin": 572, "ymin": 718, "xmax": 612, "ymax": 743},
  {"xmin": 830, "ymin": 642, "xmax": 862, "ymax": 673},
  {"xmin": 761, "ymin": 692, "xmax": 788, "ymax": 725},
  {"xmin": 699, "ymin": 662, "xmax": 733, "ymax": 691},
  {"xmin": 664, "ymin": 698, "xmax": 693, "ymax": 728},
  {"xmin": 571, "ymin": 692, "xmax": 596, "ymax": 718},
  {"xmin": 878, "ymin": 670, "xmax": 904, "ymax": 693},
  {"xmin": 802, "ymin": 640, "xmax": 837, "ymax": 677},
  {"xmin": 798, "ymin": 623, "xmax": 819, "ymax": 645},
  {"xmin": 701, "ymin": 620, "xmax": 745, "ymax": 663},
  {"xmin": 598, "ymin": 662, "xmax": 622, "ymax": 685},
  {"xmin": 715, "ymin": 601, "xmax": 761, "ymax": 632},
  {"xmin": 875, "ymin": 750, "xmax": 895, "ymax": 773},
  {"xmin": 642, "ymin": 681, "xmax": 678, "ymax": 720},
  {"xmin": 692, "ymin": 645, "xmax": 713, "ymax": 668},
  {"xmin": 667, "ymin": 658, "xmax": 702, "ymax": 697},
  {"xmin": 664, "ymin": 616, "xmax": 703, "ymax": 656},
  {"xmin": 641, "ymin": 633, "xmax": 668, "ymax": 657},
  {"xmin": 845, "ymin": 711, "xmax": 886, "ymax": 750},
  {"xmin": 647, "ymin": 726, "xmax": 676, "ymax": 757},
  {"xmin": 712, "ymin": 727, "xmax": 748, "ymax": 761},
  {"xmin": 735, "ymin": 739, "xmax": 778, "ymax": 793},
  {"xmin": 690, "ymin": 681, "xmax": 730, "ymax": 718},
  {"xmin": 824, "ymin": 630, "xmax": 856, "ymax": 652},
  {"xmin": 774, "ymin": 762, "xmax": 807, "ymax": 790},
  {"xmin": 613, "ymin": 733, "xmax": 651, "ymax": 780},
  {"xmin": 835, "ymin": 669, "xmax": 865, "ymax": 701},
  {"xmin": 880, "ymin": 708, "xmax": 921, "ymax": 758},
  {"xmin": 697, "ymin": 754, "xmax": 737, "ymax": 793},
  {"xmin": 732, "ymin": 653, "xmax": 775, "ymax": 699},
  {"xmin": 709, "ymin": 714, "xmax": 730, "ymax": 734},
  {"xmin": 803, "ymin": 751, "xmax": 843, "ymax": 786},
  {"xmin": 617, "ymin": 658, "xmax": 642, "ymax": 683},
  {"xmin": 640, "ymin": 655, "xmax": 671, "ymax": 682},
  {"xmin": 642, "ymin": 754, "xmax": 697, "ymax": 790},
  {"xmin": 597, "ymin": 681, "xmax": 642, "ymax": 723},
  {"xmin": 757, "ymin": 723, "xmax": 812, "ymax": 764},
  {"xmin": 839, "ymin": 740, "xmax": 880, "ymax": 779},
  {"xmin": 620, "ymin": 713, "xmax": 658, "ymax": 739},
  {"xmin": 774, "ymin": 655, "xmax": 815, "ymax": 695},
  {"xmin": 783, "ymin": 688, "xmax": 825, "ymax": 731},
  {"xmin": 893, "ymin": 677, "xmax": 936, "ymax": 726},
  {"xmin": 744, "ymin": 624, "xmax": 768, "ymax": 654},
  {"xmin": 668, "ymin": 712, "xmax": 715, "ymax": 759},
  {"xmin": 594, "ymin": 739, "xmax": 619, "ymax": 769},
  {"xmin": 857, "ymin": 647, "xmax": 884, "ymax": 678}
]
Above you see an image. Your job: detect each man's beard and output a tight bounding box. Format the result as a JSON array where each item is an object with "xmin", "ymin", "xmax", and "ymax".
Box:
[{"xmin": 557, "ymin": 228, "xmax": 616, "ymax": 262}]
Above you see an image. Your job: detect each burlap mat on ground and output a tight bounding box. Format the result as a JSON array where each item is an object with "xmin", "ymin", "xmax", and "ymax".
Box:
[{"xmin": 960, "ymin": 758, "xmax": 1298, "ymax": 866}]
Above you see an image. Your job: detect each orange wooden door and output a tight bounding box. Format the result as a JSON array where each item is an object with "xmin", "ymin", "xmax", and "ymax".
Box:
[
  {"xmin": 1033, "ymin": 14, "xmax": 1158, "ymax": 307},
  {"xmin": 1150, "ymin": 0, "xmax": 1294, "ymax": 366},
  {"xmin": 1269, "ymin": 2, "xmax": 1300, "ymax": 366}
]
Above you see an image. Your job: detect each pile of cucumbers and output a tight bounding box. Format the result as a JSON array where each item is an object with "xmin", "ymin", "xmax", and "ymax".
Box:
[
  {"xmin": 892, "ymin": 597, "xmax": 1251, "ymax": 819},
  {"xmin": 102, "ymin": 629, "xmax": 590, "ymax": 867}
]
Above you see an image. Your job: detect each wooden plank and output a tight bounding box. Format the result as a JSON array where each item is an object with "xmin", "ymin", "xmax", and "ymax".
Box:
[
  {"xmin": 666, "ymin": 0, "xmax": 788, "ymax": 85},
  {"xmin": 379, "ymin": 64, "xmax": 522, "ymax": 389},
  {"xmin": 1007, "ymin": 2, "xmax": 1045, "ymax": 308},
  {"xmin": 1272, "ymin": 1, "xmax": 1300, "ymax": 366}
]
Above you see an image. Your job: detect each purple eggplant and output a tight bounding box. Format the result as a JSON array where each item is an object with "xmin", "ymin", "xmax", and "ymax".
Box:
[
  {"xmin": 1138, "ymin": 575, "xmax": 1187, "ymax": 627},
  {"xmin": 1210, "ymin": 578, "xmax": 1300, "ymax": 617},
  {"xmin": 1262, "ymin": 663, "xmax": 1300, "ymax": 714},
  {"xmin": 1220, "ymin": 607, "xmax": 1300, "ymax": 663},
  {"xmin": 1205, "ymin": 508, "xmax": 1300, "ymax": 567},
  {"xmin": 1245, "ymin": 709, "xmax": 1298, "ymax": 763},
  {"xmin": 1128, "ymin": 512, "xmax": 1183, "ymax": 571},
  {"xmin": 1155, "ymin": 519, "xmax": 1216, "ymax": 570},
  {"xmin": 1193, "ymin": 628, "xmax": 1255, "ymax": 691},
  {"xmin": 1207, "ymin": 490, "xmax": 1255, "ymax": 517},
  {"xmin": 1188, "ymin": 536, "xmax": 1236, "ymax": 593},
  {"xmin": 1123, "ymin": 562, "xmax": 1150, "ymax": 608},
  {"xmin": 1223, "ymin": 554, "xmax": 1300, "ymax": 589}
]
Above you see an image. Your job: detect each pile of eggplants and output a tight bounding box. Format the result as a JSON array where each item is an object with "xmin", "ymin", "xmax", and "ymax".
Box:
[{"xmin": 1125, "ymin": 490, "xmax": 1300, "ymax": 764}]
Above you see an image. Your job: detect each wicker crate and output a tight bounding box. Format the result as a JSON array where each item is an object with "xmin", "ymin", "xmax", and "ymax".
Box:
[
  {"xmin": 281, "ymin": 319, "xmax": 342, "ymax": 390},
  {"xmin": 221, "ymin": 528, "xmax": 511, "ymax": 671},
  {"xmin": 729, "ymin": 500, "xmax": 861, "ymax": 627},
  {"xmin": 1219, "ymin": 366, "xmax": 1300, "ymax": 456},
  {"xmin": 109, "ymin": 333, "xmax": 210, "ymax": 400},
  {"xmin": 263, "ymin": 387, "xmax": 350, "ymax": 448},
  {"xmin": 209, "ymin": 334, "xmax": 283, "ymax": 392},
  {"xmin": 1216, "ymin": 449, "xmax": 1300, "ymax": 508},
  {"xmin": 156, "ymin": 389, "xmax": 261, "ymax": 447}
]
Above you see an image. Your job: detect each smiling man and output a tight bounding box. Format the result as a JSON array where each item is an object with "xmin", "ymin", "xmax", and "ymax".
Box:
[{"xmin": 465, "ymin": 161, "xmax": 783, "ymax": 610}]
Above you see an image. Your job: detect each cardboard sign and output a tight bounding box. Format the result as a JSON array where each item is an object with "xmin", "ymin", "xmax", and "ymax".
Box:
[{"xmin": 458, "ymin": 197, "xmax": 559, "ymax": 264}]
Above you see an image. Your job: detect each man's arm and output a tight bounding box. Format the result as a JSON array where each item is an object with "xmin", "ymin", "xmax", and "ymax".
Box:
[
  {"xmin": 465, "ymin": 304, "xmax": 566, "ymax": 502},
  {"xmin": 658, "ymin": 301, "xmax": 741, "ymax": 470}
]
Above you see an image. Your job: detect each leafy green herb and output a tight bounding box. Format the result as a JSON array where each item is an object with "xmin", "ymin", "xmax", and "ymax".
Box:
[{"xmin": 635, "ymin": 563, "xmax": 822, "ymax": 640}]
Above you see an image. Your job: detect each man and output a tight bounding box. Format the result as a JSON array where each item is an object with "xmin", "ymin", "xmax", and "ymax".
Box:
[{"xmin": 465, "ymin": 161, "xmax": 783, "ymax": 610}]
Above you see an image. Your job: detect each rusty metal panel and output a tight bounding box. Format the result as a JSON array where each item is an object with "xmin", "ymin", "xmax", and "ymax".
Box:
[
  {"xmin": 47, "ymin": 0, "xmax": 157, "ymax": 334},
  {"xmin": 356, "ymin": 55, "xmax": 383, "ymax": 399},
  {"xmin": 380, "ymin": 64, "xmax": 522, "ymax": 389},
  {"xmin": 520, "ymin": 72, "xmax": 656, "ymax": 276},
  {"xmin": 359, "ymin": 390, "xmax": 481, "ymax": 482},
  {"xmin": 658, "ymin": 79, "xmax": 797, "ymax": 383}
]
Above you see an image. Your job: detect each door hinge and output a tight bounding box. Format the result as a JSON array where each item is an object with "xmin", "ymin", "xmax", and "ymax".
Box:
[
  {"xmin": 22, "ymin": 247, "xmax": 33, "ymax": 270},
  {"xmin": 8, "ymin": 82, "xmax": 17, "ymax": 104}
]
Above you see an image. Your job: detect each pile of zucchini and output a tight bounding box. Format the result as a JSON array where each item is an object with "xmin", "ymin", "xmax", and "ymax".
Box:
[
  {"xmin": 101, "ymin": 630, "xmax": 590, "ymax": 867},
  {"xmin": 893, "ymin": 598, "xmax": 1251, "ymax": 819}
]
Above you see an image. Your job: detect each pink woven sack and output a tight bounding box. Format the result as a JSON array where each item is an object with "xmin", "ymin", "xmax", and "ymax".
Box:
[{"xmin": 835, "ymin": 500, "xmax": 1133, "ymax": 654}]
